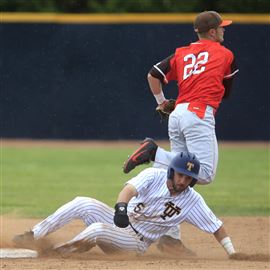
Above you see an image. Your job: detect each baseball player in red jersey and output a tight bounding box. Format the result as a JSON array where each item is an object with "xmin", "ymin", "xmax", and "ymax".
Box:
[{"xmin": 122, "ymin": 11, "xmax": 239, "ymax": 254}]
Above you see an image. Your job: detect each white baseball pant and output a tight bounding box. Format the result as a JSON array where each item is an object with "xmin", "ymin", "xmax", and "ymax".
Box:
[{"xmin": 153, "ymin": 103, "xmax": 218, "ymax": 185}]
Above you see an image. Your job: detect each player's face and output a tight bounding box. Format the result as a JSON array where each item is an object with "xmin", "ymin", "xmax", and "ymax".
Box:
[
  {"xmin": 214, "ymin": 26, "xmax": 225, "ymax": 43},
  {"xmin": 168, "ymin": 172, "xmax": 193, "ymax": 194}
]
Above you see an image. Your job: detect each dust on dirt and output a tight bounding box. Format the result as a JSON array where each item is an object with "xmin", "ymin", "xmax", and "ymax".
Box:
[{"xmin": 1, "ymin": 216, "xmax": 269, "ymax": 270}]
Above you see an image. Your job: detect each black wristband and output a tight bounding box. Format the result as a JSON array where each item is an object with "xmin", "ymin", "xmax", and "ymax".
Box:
[
  {"xmin": 114, "ymin": 202, "xmax": 129, "ymax": 228},
  {"xmin": 114, "ymin": 202, "xmax": 128, "ymax": 214}
]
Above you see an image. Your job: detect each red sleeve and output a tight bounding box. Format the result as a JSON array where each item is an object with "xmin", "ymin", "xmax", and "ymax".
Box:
[
  {"xmin": 224, "ymin": 50, "xmax": 239, "ymax": 79},
  {"xmin": 223, "ymin": 51, "xmax": 239, "ymax": 98},
  {"xmin": 165, "ymin": 55, "xmax": 177, "ymax": 81}
]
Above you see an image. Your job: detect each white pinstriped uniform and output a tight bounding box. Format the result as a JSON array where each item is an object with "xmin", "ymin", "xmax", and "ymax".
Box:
[
  {"xmin": 127, "ymin": 168, "xmax": 222, "ymax": 245},
  {"xmin": 32, "ymin": 168, "xmax": 222, "ymax": 254},
  {"xmin": 32, "ymin": 197, "xmax": 147, "ymax": 254}
]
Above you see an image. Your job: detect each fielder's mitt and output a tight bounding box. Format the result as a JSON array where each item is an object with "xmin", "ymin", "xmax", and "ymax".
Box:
[{"xmin": 156, "ymin": 99, "xmax": 176, "ymax": 122}]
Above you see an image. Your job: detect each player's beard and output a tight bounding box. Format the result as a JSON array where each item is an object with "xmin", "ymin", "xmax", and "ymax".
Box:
[
  {"xmin": 167, "ymin": 179, "xmax": 185, "ymax": 194},
  {"xmin": 172, "ymin": 180, "xmax": 182, "ymax": 193}
]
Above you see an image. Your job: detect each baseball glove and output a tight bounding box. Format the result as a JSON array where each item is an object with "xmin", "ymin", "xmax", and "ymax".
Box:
[{"xmin": 156, "ymin": 99, "xmax": 176, "ymax": 122}]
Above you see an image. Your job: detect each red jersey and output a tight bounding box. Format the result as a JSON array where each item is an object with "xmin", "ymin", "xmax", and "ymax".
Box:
[{"xmin": 151, "ymin": 39, "xmax": 238, "ymax": 110}]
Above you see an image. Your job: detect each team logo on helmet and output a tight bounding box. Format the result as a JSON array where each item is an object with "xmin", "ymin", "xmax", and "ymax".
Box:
[{"xmin": 186, "ymin": 162, "xmax": 194, "ymax": 171}]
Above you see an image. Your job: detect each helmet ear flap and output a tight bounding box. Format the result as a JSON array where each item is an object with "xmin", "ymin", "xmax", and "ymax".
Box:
[
  {"xmin": 167, "ymin": 168, "xmax": 174, "ymax": 180},
  {"xmin": 189, "ymin": 179, "xmax": 197, "ymax": 187}
]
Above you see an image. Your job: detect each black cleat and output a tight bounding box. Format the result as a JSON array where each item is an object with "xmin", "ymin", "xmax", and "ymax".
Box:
[
  {"xmin": 157, "ymin": 235, "xmax": 196, "ymax": 257},
  {"xmin": 123, "ymin": 138, "xmax": 158, "ymax": 174},
  {"xmin": 13, "ymin": 231, "xmax": 35, "ymax": 249}
]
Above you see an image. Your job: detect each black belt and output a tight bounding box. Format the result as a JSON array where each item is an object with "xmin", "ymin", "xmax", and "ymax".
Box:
[{"xmin": 129, "ymin": 223, "xmax": 144, "ymax": 242}]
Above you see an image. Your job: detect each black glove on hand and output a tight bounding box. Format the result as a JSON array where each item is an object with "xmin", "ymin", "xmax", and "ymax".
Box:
[{"xmin": 114, "ymin": 202, "xmax": 129, "ymax": 228}]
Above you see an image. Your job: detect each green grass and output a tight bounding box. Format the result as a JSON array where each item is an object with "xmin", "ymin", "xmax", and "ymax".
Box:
[
  {"xmin": 195, "ymin": 146, "xmax": 270, "ymax": 216},
  {"xmin": 1, "ymin": 144, "xmax": 269, "ymax": 217}
]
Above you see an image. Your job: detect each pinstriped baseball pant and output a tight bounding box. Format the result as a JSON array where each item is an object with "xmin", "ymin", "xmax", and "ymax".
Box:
[{"xmin": 32, "ymin": 196, "xmax": 147, "ymax": 254}]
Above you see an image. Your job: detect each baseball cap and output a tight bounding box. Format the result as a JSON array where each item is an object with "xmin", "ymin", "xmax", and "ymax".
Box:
[{"xmin": 194, "ymin": 11, "xmax": 232, "ymax": 33}]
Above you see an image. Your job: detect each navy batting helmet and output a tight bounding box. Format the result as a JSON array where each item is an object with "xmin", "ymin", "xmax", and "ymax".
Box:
[{"xmin": 167, "ymin": 152, "xmax": 200, "ymax": 187}]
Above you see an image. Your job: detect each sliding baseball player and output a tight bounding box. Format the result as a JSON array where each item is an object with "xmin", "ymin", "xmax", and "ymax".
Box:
[{"xmin": 14, "ymin": 152, "xmax": 237, "ymax": 258}]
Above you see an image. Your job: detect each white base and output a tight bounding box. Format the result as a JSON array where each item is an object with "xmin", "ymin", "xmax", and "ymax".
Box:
[{"xmin": 0, "ymin": 248, "xmax": 38, "ymax": 258}]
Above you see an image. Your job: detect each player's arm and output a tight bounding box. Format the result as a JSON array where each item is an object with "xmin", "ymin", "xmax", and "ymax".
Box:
[
  {"xmin": 223, "ymin": 56, "xmax": 239, "ymax": 99},
  {"xmin": 213, "ymin": 225, "xmax": 236, "ymax": 257},
  {"xmin": 148, "ymin": 54, "xmax": 175, "ymax": 107},
  {"xmin": 114, "ymin": 169, "xmax": 154, "ymax": 228},
  {"xmin": 116, "ymin": 183, "xmax": 138, "ymax": 203},
  {"xmin": 185, "ymin": 196, "xmax": 236, "ymax": 258},
  {"xmin": 113, "ymin": 184, "xmax": 138, "ymax": 228}
]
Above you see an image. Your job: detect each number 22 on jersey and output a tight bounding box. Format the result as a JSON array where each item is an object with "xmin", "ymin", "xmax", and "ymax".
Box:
[{"xmin": 183, "ymin": 52, "xmax": 209, "ymax": 80}]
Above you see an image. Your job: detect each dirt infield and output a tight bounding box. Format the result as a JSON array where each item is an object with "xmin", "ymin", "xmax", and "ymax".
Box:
[
  {"xmin": 2, "ymin": 139, "xmax": 269, "ymax": 149},
  {"xmin": 1, "ymin": 216, "xmax": 269, "ymax": 270}
]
